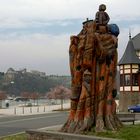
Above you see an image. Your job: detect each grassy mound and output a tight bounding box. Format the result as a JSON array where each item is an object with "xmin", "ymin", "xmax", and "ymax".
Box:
[{"xmin": 87, "ymin": 124, "xmax": 140, "ymax": 140}]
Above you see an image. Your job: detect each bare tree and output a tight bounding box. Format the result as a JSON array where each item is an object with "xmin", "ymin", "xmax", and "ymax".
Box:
[
  {"xmin": 0, "ymin": 91, "xmax": 7, "ymax": 100},
  {"xmin": 0, "ymin": 91, "xmax": 7, "ymax": 108},
  {"xmin": 30, "ymin": 92, "xmax": 39, "ymax": 106},
  {"xmin": 46, "ymin": 86, "xmax": 71, "ymax": 110},
  {"xmin": 21, "ymin": 92, "xmax": 30, "ymax": 106}
]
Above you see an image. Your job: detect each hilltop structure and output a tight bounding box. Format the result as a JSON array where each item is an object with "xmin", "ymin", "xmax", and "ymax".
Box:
[
  {"xmin": 118, "ymin": 33, "xmax": 140, "ymax": 112},
  {"xmin": 4, "ymin": 68, "xmax": 46, "ymax": 82},
  {"xmin": 4, "ymin": 68, "xmax": 27, "ymax": 81}
]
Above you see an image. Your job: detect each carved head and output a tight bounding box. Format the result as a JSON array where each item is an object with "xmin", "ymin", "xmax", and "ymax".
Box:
[{"xmin": 99, "ymin": 4, "xmax": 106, "ymax": 11}]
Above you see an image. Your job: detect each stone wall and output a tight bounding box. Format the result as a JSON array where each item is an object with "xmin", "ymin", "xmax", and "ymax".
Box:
[
  {"xmin": 26, "ymin": 130, "xmax": 116, "ymax": 140},
  {"xmin": 119, "ymin": 92, "xmax": 140, "ymax": 112}
]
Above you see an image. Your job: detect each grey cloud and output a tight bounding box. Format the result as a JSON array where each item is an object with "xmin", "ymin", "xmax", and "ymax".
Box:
[{"xmin": 0, "ymin": 0, "xmax": 139, "ymax": 75}]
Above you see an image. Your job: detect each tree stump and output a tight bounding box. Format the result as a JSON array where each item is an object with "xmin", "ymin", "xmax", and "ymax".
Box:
[{"xmin": 61, "ymin": 20, "xmax": 122, "ymax": 133}]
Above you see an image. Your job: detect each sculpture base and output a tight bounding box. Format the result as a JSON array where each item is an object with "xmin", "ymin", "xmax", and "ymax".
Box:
[{"xmin": 26, "ymin": 129, "xmax": 115, "ymax": 140}]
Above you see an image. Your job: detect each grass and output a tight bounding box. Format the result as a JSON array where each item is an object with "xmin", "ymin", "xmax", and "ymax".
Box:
[
  {"xmin": 0, "ymin": 124, "xmax": 140, "ymax": 140},
  {"xmin": 0, "ymin": 133, "xmax": 27, "ymax": 140},
  {"xmin": 87, "ymin": 124, "xmax": 140, "ymax": 140}
]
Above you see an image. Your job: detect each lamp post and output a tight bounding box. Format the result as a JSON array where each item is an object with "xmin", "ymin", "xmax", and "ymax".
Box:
[
  {"xmin": 60, "ymin": 90, "xmax": 64, "ymax": 110},
  {"xmin": 10, "ymin": 81, "xmax": 14, "ymax": 84},
  {"xmin": 10, "ymin": 81, "xmax": 15, "ymax": 96}
]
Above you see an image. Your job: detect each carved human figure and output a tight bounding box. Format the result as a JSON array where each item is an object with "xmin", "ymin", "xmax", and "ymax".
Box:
[{"xmin": 95, "ymin": 4, "xmax": 110, "ymax": 26}]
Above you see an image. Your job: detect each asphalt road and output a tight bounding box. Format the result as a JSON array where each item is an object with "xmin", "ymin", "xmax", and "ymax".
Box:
[
  {"xmin": 0, "ymin": 112, "xmax": 68, "ymax": 137},
  {"xmin": 0, "ymin": 112, "xmax": 140, "ymax": 137}
]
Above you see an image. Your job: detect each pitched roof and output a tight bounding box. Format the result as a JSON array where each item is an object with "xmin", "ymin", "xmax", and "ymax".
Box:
[
  {"xmin": 118, "ymin": 39, "xmax": 140, "ymax": 65},
  {"xmin": 132, "ymin": 33, "xmax": 140, "ymax": 50}
]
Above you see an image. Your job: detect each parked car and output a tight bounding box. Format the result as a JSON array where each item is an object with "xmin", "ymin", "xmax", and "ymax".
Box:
[
  {"xmin": 14, "ymin": 97, "xmax": 30, "ymax": 102},
  {"xmin": 128, "ymin": 104, "xmax": 140, "ymax": 113}
]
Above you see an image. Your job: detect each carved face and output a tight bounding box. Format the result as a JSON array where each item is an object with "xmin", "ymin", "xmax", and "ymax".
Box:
[{"xmin": 99, "ymin": 4, "xmax": 106, "ymax": 11}]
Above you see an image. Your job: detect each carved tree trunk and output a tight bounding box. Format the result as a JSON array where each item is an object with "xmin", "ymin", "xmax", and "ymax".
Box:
[{"xmin": 61, "ymin": 20, "xmax": 122, "ymax": 133}]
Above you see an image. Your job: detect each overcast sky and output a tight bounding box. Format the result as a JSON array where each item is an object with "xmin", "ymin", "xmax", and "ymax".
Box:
[{"xmin": 0, "ymin": 0, "xmax": 139, "ymax": 75}]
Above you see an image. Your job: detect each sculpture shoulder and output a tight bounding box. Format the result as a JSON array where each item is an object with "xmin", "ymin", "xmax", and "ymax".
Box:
[
  {"xmin": 104, "ymin": 12, "xmax": 110, "ymax": 18},
  {"xmin": 95, "ymin": 11, "xmax": 100, "ymax": 16}
]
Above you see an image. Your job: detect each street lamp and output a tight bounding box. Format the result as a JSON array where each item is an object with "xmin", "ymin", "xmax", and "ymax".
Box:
[
  {"xmin": 10, "ymin": 81, "xmax": 15, "ymax": 96},
  {"xmin": 10, "ymin": 81, "xmax": 14, "ymax": 84}
]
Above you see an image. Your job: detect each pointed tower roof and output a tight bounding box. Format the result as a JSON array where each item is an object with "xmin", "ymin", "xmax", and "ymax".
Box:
[
  {"xmin": 132, "ymin": 33, "xmax": 140, "ymax": 50},
  {"xmin": 118, "ymin": 39, "xmax": 140, "ymax": 65}
]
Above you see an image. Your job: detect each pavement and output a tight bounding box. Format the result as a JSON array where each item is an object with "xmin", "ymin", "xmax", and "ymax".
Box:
[{"xmin": 0, "ymin": 102, "xmax": 70, "ymax": 117}]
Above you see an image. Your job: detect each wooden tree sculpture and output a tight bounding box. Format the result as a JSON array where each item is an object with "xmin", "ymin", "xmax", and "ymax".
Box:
[{"xmin": 61, "ymin": 4, "xmax": 122, "ymax": 133}]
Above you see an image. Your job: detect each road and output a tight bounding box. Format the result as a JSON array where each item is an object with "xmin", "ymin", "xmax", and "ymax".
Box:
[
  {"xmin": 0, "ymin": 112, "xmax": 140, "ymax": 137},
  {"xmin": 0, "ymin": 112, "xmax": 68, "ymax": 137}
]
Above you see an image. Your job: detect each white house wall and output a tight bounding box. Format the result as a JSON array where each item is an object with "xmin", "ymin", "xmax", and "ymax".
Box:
[
  {"xmin": 120, "ymin": 87, "xmax": 123, "ymax": 91},
  {"xmin": 132, "ymin": 69, "xmax": 138, "ymax": 73},
  {"xmin": 132, "ymin": 64, "xmax": 139, "ymax": 68},
  {"xmin": 120, "ymin": 70, "xmax": 123, "ymax": 74},
  {"xmin": 124, "ymin": 65, "xmax": 131, "ymax": 69},
  {"xmin": 132, "ymin": 86, "xmax": 139, "ymax": 91},
  {"xmin": 124, "ymin": 86, "xmax": 131, "ymax": 91},
  {"xmin": 124, "ymin": 69, "xmax": 130, "ymax": 73}
]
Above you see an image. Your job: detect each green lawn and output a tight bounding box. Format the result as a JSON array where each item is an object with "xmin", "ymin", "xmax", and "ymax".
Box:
[
  {"xmin": 0, "ymin": 124, "xmax": 140, "ymax": 140},
  {"xmin": 0, "ymin": 133, "xmax": 27, "ymax": 140},
  {"xmin": 88, "ymin": 124, "xmax": 140, "ymax": 140}
]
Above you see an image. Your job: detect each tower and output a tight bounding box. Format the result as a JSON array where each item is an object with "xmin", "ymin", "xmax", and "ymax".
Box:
[{"xmin": 118, "ymin": 33, "xmax": 140, "ymax": 112}]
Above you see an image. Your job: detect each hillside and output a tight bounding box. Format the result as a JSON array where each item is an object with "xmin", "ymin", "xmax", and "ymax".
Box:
[{"xmin": 0, "ymin": 68, "xmax": 71, "ymax": 96}]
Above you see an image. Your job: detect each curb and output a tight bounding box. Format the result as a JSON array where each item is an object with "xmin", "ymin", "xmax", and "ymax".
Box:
[{"xmin": 26, "ymin": 129, "xmax": 118, "ymax": 140}]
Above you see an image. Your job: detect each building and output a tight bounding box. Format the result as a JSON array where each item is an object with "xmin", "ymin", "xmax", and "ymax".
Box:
[
  {"xmin": 30, "ymin": 70, "xmax": 46, "ymax": 77},
  {"xmin": 4, "ymin": 68, "xmax": 27, "ymax": 82},
  {"xmin": 4, "ymin": 68, "xmax": 17, "ymax": 81},
  {"xmin": 118, "ymin": 33, "xmax": 140, "ymax": 112}
]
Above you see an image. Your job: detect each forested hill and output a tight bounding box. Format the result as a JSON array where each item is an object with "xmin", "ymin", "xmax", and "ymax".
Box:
[{"xmin": 0, "ymin": 70, "xmax": 71, "ymax": 96}]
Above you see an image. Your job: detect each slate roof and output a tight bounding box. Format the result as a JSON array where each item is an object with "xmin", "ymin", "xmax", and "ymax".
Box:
[
  {"xmin": 132, "ymin": 33, "xmax": 140, "ymax": 50},
  {"xmin": 118, "ymin": 38, "xmax": 140, "ymax": 65}
]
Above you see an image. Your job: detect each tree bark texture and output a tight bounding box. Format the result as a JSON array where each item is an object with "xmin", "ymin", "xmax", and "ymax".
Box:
[{"xmin": 61, "ymin": 20, "xmax": 122, "ymax": 133}]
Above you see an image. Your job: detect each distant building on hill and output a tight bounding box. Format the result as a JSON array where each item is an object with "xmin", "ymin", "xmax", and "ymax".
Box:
[
  {"xmin": 4, "ymin": 68, "xmax": 27, "ymax": 81},
  {"xmin": 5, "ymin": 68, "xmax": 16, "ymax": 81},
  {"xmin": 30, "ymin": 70, "xmax": 46, "ymax": 77},
  {"xmin": 118, "ymin": 33, "xmax": 140, "ymax": 112},
  {"xmin": 4, "ymin": 68, "xmax": 47, "ymax": 82}
]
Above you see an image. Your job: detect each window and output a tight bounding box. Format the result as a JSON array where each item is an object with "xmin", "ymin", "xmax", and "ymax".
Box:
[
  {"xmin": 124, "ymin": 74, "xmax": 131, "ymax": 86},
  {"xmin": 120, "ymin": 74, "xmax": 124, "ymax": 86},
  {"xmin": 132, "ymin": 74, "xmax": 138, "ymax": 86}
]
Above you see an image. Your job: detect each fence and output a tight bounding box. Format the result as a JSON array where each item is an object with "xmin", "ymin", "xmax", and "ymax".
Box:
[{"xmin": 0, "ymin": 101, "xmax": 70, "ymax": 116}]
